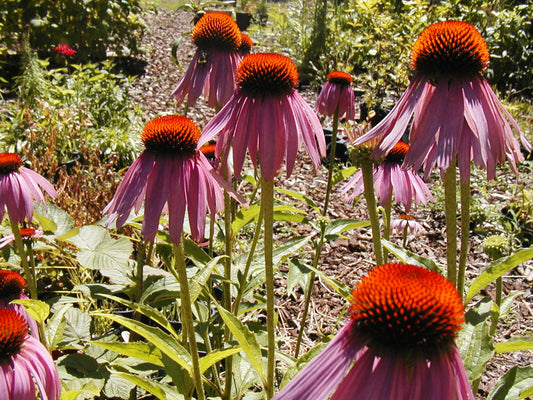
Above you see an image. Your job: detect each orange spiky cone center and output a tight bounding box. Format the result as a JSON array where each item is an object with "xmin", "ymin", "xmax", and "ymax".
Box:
[
  {"xmin": 200, "ymin": 143, "xmax": 217, "ymax": 159},
  {"xmin": 0, "ymin": 153, "xmax": 22, "ymax": 175},
  {"xmin": 385, "ymin": 141, "xmax": 409, "ymax": 163},
  {"xmin": 192, "ymin": 12, "xmax": 241, "ymax": 50},
  {"xmin": 239, "ymin": 33, "xmax": 253, "ymax": 52},
  {"xmin": 411, "ymin": 21, "xmax": 489, "ymax": 80},
  {"xmin": 398, "ymin": 213, "xmax": 415, "ymax": 221},
  {"xmin": 0, "ymin": 270, "xmax": 26, "ymax": 301},
  {"xmin": 236, "ymin": 53, "xmax": 299, "ymax": 97},
  {"xmin": 350, "ymin": 263, "xmax": 464, "ymax": 351},
  {"xmin": 327, "ymin": 71, "xmax": 353, "ymax": 86},
  {"xmin": 0, "ymin": 309, "xmax": 27, "ymax": 360},
  {"xmin": 141, "ymin": 115, "xmax": 201, "ymax": 155}
]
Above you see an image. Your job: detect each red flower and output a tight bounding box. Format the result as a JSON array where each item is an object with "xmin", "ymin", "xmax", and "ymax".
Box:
[{"xmin": 54, "ymin": 44, "xmax": 76, "ymax": 57}]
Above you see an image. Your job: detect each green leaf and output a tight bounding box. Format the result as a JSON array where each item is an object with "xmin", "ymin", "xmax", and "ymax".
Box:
[
  {"xmin": 183, "ymin": 237, "xmax": 211, "ymax": 266},
  {"xmin": 276, "ymin": 188, "xmax": 320, "ymax": 213},
  {"xmin": 272, "ymin": 236, "xmax": 311, "ymax": 266},
  {"xmin": 61, "ymin": 308, "xmax": 92, "ymax": 348},
  {"xmin": 488, "ymin": 366, "xmax": 533, "ymax": 400},
  {"xmin": 495, "ymin": 336, "xmax": 533, "ymax": 354},
  {"xmin": 332, "ymin": 166, "xmax": 357, "ymax": 187},
  {"xmin": 381, "ymin": 239, "xmax": 442, "ymax": 272},
  {"xmin": 501, "ymin": 292, "xmax": 524, "ymax": 319},
  {"xmin": 199, "ymin": 346, "xmax": 242, "ymax": 373},
  {"xmin": 232, "ymin": 204, "xmax": 260, "ymax": 236},
  {"xmin": 34, "ymin": 203, "xmax": 74, "ymax": 237},
  {"xmin": 91, "ymin": 341, "xmax": 164, "ymax": 367},
  {"xmin": 97, "ymin": 294, "xmax": 181, "ymax": 341},
  {"xmin": 287, "ymin": 258, "xmax": 311, "ymax": 294},
  {"xmin": 466, "ymin": 247, "xmax": 533, "ymax": 303},
  {"xmin": 46, "ymin": 303, "xmax": 71, "ymax": 350},
  {"xmin": 115, "ymin": 371, "xmax": 183, "ymax": 400},
  {"xmin": 301, "ymin": 262, "xmax": 351, "ymax": 300},
  {"xmin": 456, "ymin": 297, "xmax": 495, "ymax": 383},
  {"xmin": 11, "ymin": 298, "xmax": 49, "ymax": 323},
  {"xmin": 69, "ymin": 225, "xmax": 133, "ymax": 279},
  {"xmin": 93, "ymin": 312, "xmax": 193, "ymax": 377},
  {"xmin": 324, "ymin": 218, "xmax": 369, "ymax": 240},
  {"xmin": 189, "ymin": 255, "xmax": 226, "ymax": 304},
  {"xmin": 214, "ymin": 304, "xmax": 266, "ymax": 388}
]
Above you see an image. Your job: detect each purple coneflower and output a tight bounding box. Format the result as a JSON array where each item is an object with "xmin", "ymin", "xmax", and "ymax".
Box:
[
  {"xmin": 200, "ymin": 52, "xmax": 327, "ymax": 181},
  {"xmin": 0, "ymin": 228, "xmax": 44, "ymax": 249},
  {"xmin": 0, "ymin": 309, "xmax": 61, "ymax": 400},
  {"xmin": 172, "ymin": 12, "xmax": 242, "ymax": 109},
  {"xmin": 391, "ymin": 213, "xmax": 424, "ymax": 236},
  {"xmin": 104, "ymin": 115, "xmax": 236, "ymax": 244},
  {"xmin": 0, "ymin": 153, "xmax": 57, "ymax": 224},
  {"xmin": 353, "ymin": 21, "xmax": 531, "ymax": 181},
  {"xmin": 239, "ymin": 32, "xmax": 253, "ymax": 56},
  {"xmin": 0, "ymin": 270, "xmax": 39, "ymax": 338},
  {"xmin": 342, "ymin": 141, "xmax": 433, "ymax": 212},
  {"xmin": 316, "ymin": 71, "xmax": 356, "ymax": 120},
  {"xmin": 274, "ymin": 263, "xmax": 474, "ymax": 400}
]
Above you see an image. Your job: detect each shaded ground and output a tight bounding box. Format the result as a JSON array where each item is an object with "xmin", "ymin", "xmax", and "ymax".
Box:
[{"xmin": 130, "ymin": 8, "xmax": 533, "ymax": 398}]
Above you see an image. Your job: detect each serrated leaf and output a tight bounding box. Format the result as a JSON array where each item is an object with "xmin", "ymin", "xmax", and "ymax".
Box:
[
  {"xmin": 94, "ymin": 312, "xmax": 193, "ymax": 377},
  {"xmin": 495, "ymin": 336, "xmax": 533, "ymax": 353},
  {"xmin": 69, "ymin": 225, "xmax": 133, "ymax": 280},
  {"xmin": 276, "ymin": 188, "xmax": 320, "ymax": 213},
  {"xmin": 466, "ymin": 247, "xmax": 533, "ymax": 303},
  {"xmin": 214, "ymin": 304, "xmax": 266, "ymax": 388},
  {"xmin": 34, "ymin": 203, "xmax": 74, "ymax": 236},
  {"xmin": 488, "ymin": 366, "xmax": 533, "ymax": 400},
  {"xmin": 91, "ymin": 341, "xmax": 164, "ymax": 367},
  {"xmin": 456, "ymin": 297, "xmax": 495, "ymax": 383},
  {"xmin": 61, "ymin": 308, "xmax": 92, "ymax": 348},
  {"xmin": 11, "ymin": 298, "xmax": 49, "ymax": 323},
  {"xmin": 382, "ymin": 239, "xmax": 442, "ymax": 272}
]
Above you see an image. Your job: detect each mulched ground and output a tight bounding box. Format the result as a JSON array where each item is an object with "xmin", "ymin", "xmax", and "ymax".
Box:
[{"xmin": 128, "ymin": 7, "xmax": 533, "ymax": 398}]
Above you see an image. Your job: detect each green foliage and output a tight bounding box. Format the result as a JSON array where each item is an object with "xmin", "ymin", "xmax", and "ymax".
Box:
[
  {"xmin": 268, "ymin": 0, "xmax": 533, "ymax": 110},
  {"xmin": 0, "ymin": 0, "xmax": 146, "ymax": 61},
  {"xmin": 1, "ymin": 49, "xmax": 142, "ymax": 167}
]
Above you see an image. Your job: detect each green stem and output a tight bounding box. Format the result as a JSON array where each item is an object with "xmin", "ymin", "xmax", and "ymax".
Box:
[
  {"xmin": 360, "ymin": 159, "xmax": 384, "ymax": 266},
  {"xmin": 222, "ymin": 189, "xmax": 234, "ymax": 400},
  {"xmin": 233, "ymin": 207, "xmax": 263, "ymax": 315},
  {"xmin": 262, "ymin": 178, "xmax": 276, "ymax": 399},
  {"xmin": 402, "ymin": 225, "xmax": 408, "ymax": 248},
  {"xmin": 173, "ymin": 241, "xmax": 206, "ymax": 400},
  {"xmin": 323, "ymin": 110, "xmax": 339, "ymax": 215},
  {"xmin": 135, "ymin": 241, "xmax": 146, "ymax": 304},
  {"xmin": 490, "ymin": 277, "xmax": 503, "ymax": 337},
  {"xmin": 458, "ymin": 177, "xmax": 471, "ymax": 299},
  {"xmin": 382, "ymin": 201, "xmax": 392, "ymax": 261},
  {"xmin": 443, "ymin": 162, "xmax": 458, "ymax": 287},
  {"xmin": 9, "ymin": 219, "xmax": 37, "ymax": 299}
]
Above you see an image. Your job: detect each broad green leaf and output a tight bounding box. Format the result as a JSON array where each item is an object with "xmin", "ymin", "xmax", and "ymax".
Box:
[
  {"xmin": 382, "ymin": 239, "xmax": 442, "ymax": 272},
  {"xmin": 466, "ymin": 247, "xmax": 533, "ymax": 303},
  {"xmin": 46, "ymin": 303, "xmax": 71, "ymax": 350},
  {"xmin": 11, "ymin": 298, "xmax": 49, "ymax": 323},
  {"xmin": 103, "ymin": 373, "xmax": 135, "ymax": 399},
  {"xmin": 214, "ymin": 303, "xmax": 266, "ymax": 387},
  {"xmin": 495, "ymin": 336, "xmax": 533, "ymax": 354},
  {"xmin": 93, "ymin": 312, "xmax": 192, "ymax": 376},
  {"xmin": 199, "ymin": 346, "xmax": 242, "ymax": 373},
  {"xmin": 488, "ymin": 366, "xmax": 533, "ymax": 400},
  {"xmin": 61, "ymin": 308, "xmax": 92, "ymax": 348},
  {"xmin": 232, "ymin": 204, "xmax": 260, "ymax": 237},
  {"xmin": 69, "ymin": 225, "xmax": 133, "ymax": 278},
  {"xmin": 456, "ymin": 297, "xmax": 495, "ymax": 383},
  {"xmin": 97, "ymin": 294, "xmax": 181, "ymax": 341},
  {"xmin": 34, "ymin": 203, "xmax": 74, "ymax": 237},
  {"xmin": 91, "ymin": 341, "xmax": 164, "ymax": 367},
  {"xmin": 273, "ymin": 210, "xmax": 307, "ymax": 223},
  {"xmin": 115, "ymin": 371, "xmax": 183, "ymax": 400},
  {"xmin": 276, "ymin": 188, "xmax": 320, "ymax": 213},
  {"xmin": 324, "ymin": 219, "xmax": 369, "ymax": 240}
]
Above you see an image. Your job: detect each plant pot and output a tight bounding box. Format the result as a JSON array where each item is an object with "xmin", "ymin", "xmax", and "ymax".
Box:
[{"xmin": 235, "ymin": 11, "xmax": 252, "ymax": 31}]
